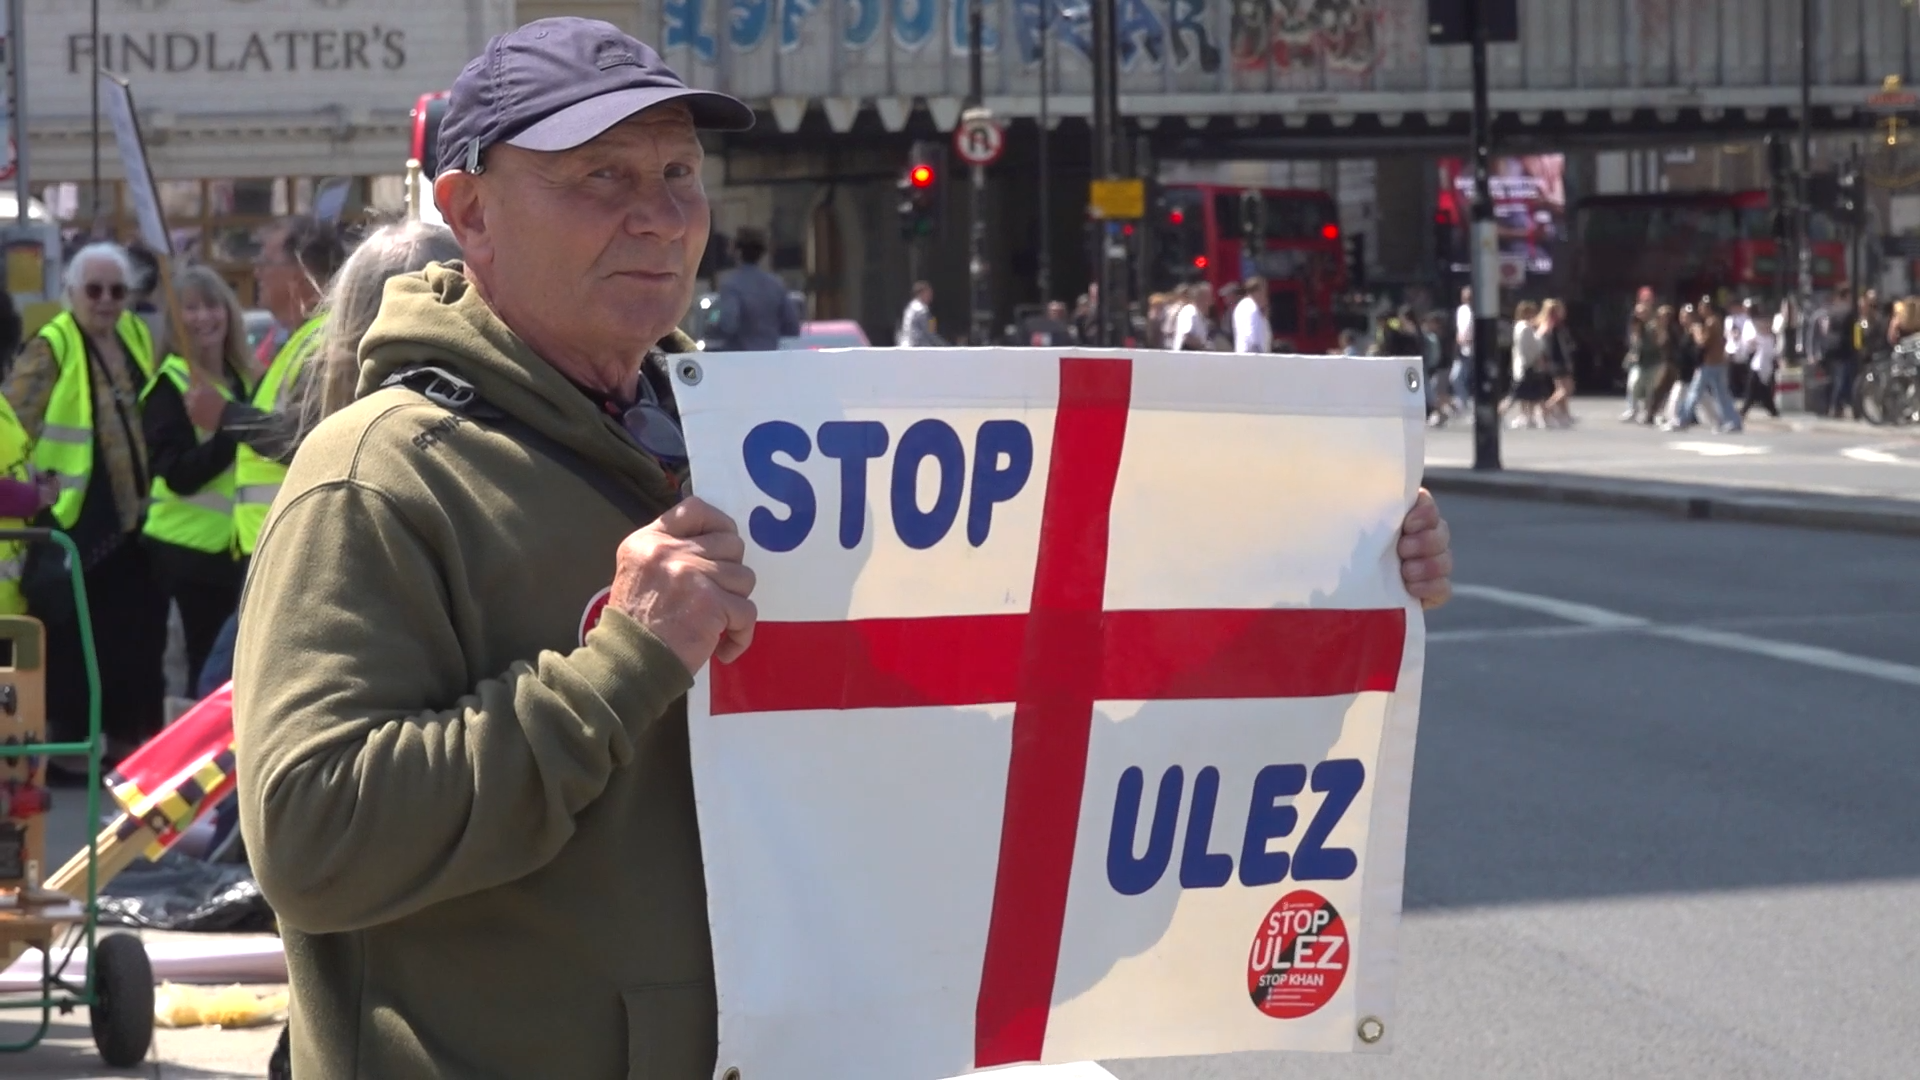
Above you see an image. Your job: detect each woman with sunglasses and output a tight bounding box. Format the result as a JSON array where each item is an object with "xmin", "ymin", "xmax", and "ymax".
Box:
[
  {"xmin": 1, "ymin": 241, "xmax": 170, "ymax": 768},
  {"xmin": 138, "ymin": 265, "xmax": 257, "ymax": 695}
]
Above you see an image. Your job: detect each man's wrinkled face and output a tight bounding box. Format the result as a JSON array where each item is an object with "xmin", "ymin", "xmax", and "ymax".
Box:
[{"xmin": 468, "ymin": 106, "xmax": 708, "ymax": 353}]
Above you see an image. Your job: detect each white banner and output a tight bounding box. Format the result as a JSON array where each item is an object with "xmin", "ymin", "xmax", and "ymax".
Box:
[{"xmin": 674, "ymin": 348, "xmax": 1427, "ymax": 1080}]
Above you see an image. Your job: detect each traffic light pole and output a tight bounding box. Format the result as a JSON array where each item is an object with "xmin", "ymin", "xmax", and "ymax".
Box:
[
  {"xmin": 1037, "ymin": 10, "xmax": 1052, "ymax": 306},
  {"xmin": 1090, "ymin": 0, "xmax": 1121, "ymax": 347},
  {"xmin": 1796, "ymin": 0, "xmax": 1814, "ymax": 361},
  {"xmin": 1468, "ymin": 1, "xmax": 1502, "ymax": 471},
  {"xmin": 966, "ymin": 0, "xmax": 991, "ymax": 346}
]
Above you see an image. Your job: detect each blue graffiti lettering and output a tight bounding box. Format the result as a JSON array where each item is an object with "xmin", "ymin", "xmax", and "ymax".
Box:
[
  {"xmin": 1166, "ymin": 0, "xmax": 1221, "ymax": 71},
  {"xmin": 845, "ymin": 0, "xmax": 884, "ymax": 47},
  {"xmin": 1115, "ymin": 0, "xmax": 1165, "ymax": 69},
  {"xmin": 664, "ymin": 0, "xmax": 717, "ymax": 62},
  {"xmin": 780, "ymin": 0, "xmax": 820, "ymax": 51},
  {"xmin": 949, "ymin": 0, "xmax": 1001, "ymax": 55},
  {"xmin": 729, "ymin": 0, "xmax": 772, "ymax": 49},
  {"xmin": 893, "ymin": 0, "xmax": 937, "ymax": 49}
]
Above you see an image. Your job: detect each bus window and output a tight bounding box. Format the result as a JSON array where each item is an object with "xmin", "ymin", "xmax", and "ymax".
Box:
[{"xmin": 1261, "ymin": 196, "xmax": 1331, "ymax": 241}]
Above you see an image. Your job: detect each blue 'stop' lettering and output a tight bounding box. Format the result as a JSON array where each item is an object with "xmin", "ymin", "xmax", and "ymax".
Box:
[{"xmin": 741, "ymin": 418, "xmax": 1033, "ymax": 551}]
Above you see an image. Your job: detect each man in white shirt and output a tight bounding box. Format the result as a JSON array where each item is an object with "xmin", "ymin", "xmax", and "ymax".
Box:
[
  {"xmin": 1452, "ymin": 286, "xmax": 1474, "ymax": 411},
  {"xmin": 1172, "ymin": 281, "xmax": 1214, "ymax": 351},
  {"xmin": 1740, "ymin": 301, "xmax": 1781, "ymax": 418},
  {"xmin": 897, "ymin": 280, "xmax": 945, "ymax": 347},
  {"xmin": 1232, "ymin": 276, "xmax": 1272, "ymax": 353}
]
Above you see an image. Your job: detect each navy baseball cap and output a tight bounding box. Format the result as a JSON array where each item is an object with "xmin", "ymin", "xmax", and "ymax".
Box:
[{"xmin": 437, "ymin": 18, "xmax": 754, "ymax": 177}]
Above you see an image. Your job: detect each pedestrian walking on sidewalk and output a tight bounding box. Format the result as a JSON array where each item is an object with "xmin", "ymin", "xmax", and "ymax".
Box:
[
  {"xmin": 1739, "ymin": 301, "xmax": 1781, "ymax": 419},
  {"xmin": 1677, "ymin": 299, "xmax": 1741, "ymax": 433},
  {"xmin": 710, "ymin": 226, "xmax": 799, "ymax": 351},
  {"xmin": 1623, "ymin": 288, "xmax": 1659, "ymax": 422}
]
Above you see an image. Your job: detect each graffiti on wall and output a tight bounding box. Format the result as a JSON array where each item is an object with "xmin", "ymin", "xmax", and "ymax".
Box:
[
  {"xmin": 1230, "ymin": 0, "xmax": 1382, "ymax": 72},
  {"xmin": 663, "ymin": 0, "xmax": 1227, "ymax": 72}
]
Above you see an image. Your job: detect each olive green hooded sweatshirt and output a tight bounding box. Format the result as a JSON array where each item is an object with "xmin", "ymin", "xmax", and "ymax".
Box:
[{"xmin": 234, "ymin": 263, "xmax": 713, "ymax": 1079}]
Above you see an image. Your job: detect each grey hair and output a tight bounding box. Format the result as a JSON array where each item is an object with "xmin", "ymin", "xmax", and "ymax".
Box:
[
  {"xmin": 296, "ymin": 220, "xmax": 461, "ymax": 437},
  {"xmin": 62, "ymin": 242, "xmax": 136, "ymax": 304}
]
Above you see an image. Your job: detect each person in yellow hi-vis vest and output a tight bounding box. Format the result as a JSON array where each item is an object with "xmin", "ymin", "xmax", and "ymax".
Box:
[
  {"xmin": 183, "ymin": 215, "xmax": 348, "ymax": 567},
  {"xmin": 181, "ymin": 215, "xmax": 348, "ymax": 699},
  {"xmin": 1, "ymin": 242, "xmax": 171, "ymax": 763},
  {"xmin": 140, "ymin": 266, "xmax": 257, "ymax": 694},
  {"xmin": 0, "ymin": 395, "xmax": 62, "ymax": 613}
]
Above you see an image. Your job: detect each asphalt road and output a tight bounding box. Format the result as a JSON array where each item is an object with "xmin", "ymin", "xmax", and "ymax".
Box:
[
  {"xmin": 1427, "ymin": 397, "xmax": 1920, "ymax": 501},
  {"xmin": 13, "ymin": 491, "xmax": 1919, "ymax": 1079},
  {"xmin": 1108, "ymin": 493, "xmax": 1920, "ymax": 1080}
]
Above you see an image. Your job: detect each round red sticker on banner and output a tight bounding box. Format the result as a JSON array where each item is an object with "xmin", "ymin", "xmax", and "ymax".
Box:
[
  {"xmin": 1246, "ymin": 889, "xmax": 1349, "ymax": 1019},
  {"xmin": 579, "ymin": 587, "xmax": 612, "ymax": 646}
]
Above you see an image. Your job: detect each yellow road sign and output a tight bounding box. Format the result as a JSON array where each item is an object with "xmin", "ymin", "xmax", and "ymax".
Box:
[{"xmin": 1088, "ymin": 178, "xmax": 1146, "ymax": 220}]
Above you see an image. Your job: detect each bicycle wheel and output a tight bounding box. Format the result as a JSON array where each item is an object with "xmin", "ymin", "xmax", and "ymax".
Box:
[
  {"xmin": 1857, "ymin": 363, "xmax": 1890, "ymax": 425},
  {"xmin": 1892, "ymin": 372, "xmax": 1920, "ymax": 426}
]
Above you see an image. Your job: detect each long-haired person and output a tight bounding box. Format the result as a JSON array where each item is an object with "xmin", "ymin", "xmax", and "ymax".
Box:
[
  {"xmin": 3, "ymin": 242, "xmax": 168, "ymax": 762},
  {"xmin": 140, "ymin": 266, "xmax": 256, "ymax": 693},
  {"xmin": 1537, "ymin": 299, "xmax": 1577, "ymax": 427},
  {"xmin": 194, "ymin": 220, "xmax": 461, "ymax": 699},
  {"xmin": 299, "ymin": 220, "xmax": 462, "ymax": 436}
]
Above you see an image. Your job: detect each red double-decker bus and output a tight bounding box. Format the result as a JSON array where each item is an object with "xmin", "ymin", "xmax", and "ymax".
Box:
[
  {"xmin": 1572, "ymin": 189, "xmax": 1846, "ymax": 316},
  {"xmin": 1151, "ymin": 185, "xmax": 1346, "ymax": 354}
]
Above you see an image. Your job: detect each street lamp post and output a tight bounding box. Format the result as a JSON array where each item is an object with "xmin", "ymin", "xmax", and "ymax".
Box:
[
  {"xmin": 1797, "ymin": 0, "xmax": 1814, "ymax": 361},
  {"xmin": 967, "ymin": 0, "xmax": 992, "ymax": 345},
  {"xmin": 1037, "ymin": 7, "xmax": 1052, "ymax": 306},
  {"xmin": 1089, "ymin": 0, "xmax": 1121, "ymax": 347},
  {"xmin": 1467, "ymin": 3, "xmax": 1501, "ymax": 471}
]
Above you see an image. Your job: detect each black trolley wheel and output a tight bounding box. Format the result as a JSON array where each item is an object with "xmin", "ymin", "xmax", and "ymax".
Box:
[{"xmin": 90, "ymin": 933, "xmax": 156, "ymax": 1067}]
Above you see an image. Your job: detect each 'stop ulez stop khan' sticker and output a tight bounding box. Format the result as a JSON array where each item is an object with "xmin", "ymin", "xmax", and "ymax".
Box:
[{"xmin": 1246, "ymin": 888, "xmax": 1349, "ymax": 1019}]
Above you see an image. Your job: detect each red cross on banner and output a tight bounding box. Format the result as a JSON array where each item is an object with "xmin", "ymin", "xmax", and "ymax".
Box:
[{"xmin": 710, "ymin": 356, "xmax": 1407, "ymax": 1067}]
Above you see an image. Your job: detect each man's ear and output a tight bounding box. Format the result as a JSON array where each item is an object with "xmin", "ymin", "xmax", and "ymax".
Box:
[{"xmin": 433, "ymin": 171, "xmax": 490, "ymax": 264}]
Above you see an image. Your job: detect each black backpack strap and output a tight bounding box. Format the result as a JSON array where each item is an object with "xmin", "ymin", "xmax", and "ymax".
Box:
[{"xmin": 380, "ymin": 365, "xmax": 656, "ymax": 525}]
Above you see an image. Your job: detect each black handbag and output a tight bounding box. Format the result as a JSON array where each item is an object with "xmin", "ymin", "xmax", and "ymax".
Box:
[{"xmin": 19, "ymin": 511, "xmax": 79, "ymax": 627}]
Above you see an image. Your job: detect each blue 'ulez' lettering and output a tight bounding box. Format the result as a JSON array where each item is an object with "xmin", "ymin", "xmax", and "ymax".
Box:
[
  {"xmin": 816, "ymin": 420, "xmax": 890, "ymax": 549},
  {"xmin": 1105, "ymin": 757, "xmax": 1365, "ymax": 895},
  {"xmin": 743, "ymin": 420, "xmax": 816, "ymax": 552},
  {"xmin": 1292, "ymin": 759, "xmax": 1364, "ymax": 881},
  {"xmin": 1238, "ymin": 763, "xmax": 1306, "ymax": 887},
  {"xmin": 889, "ymin": 419, "xmax": 966, "ymax": 550},
  {"xmin": 1178, "ymin": 765, "xmax": 1234, "ymax": 888},
  {"xmin": 966, "ymin": 419, "xmax": 1033, "ymax": 547},
  {"xmin": 1106, "ymin": 765, "xmax": 1182, "ymax": 896}
]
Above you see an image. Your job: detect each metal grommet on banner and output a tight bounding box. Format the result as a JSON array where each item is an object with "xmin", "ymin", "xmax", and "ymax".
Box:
[
  {"xmin": 1404, "ymin": 366, "xmax": 1420, "ymax": 392},
  {"xmin": 721, "ymin": 1068, "xmax": 742, "ymax": 1080},
  {"xmin": 676, "ymin": 357, "xmax": 705, "ymax": 386},
  {"xmin": 1357, "ymin": 1015, "xmax": 1385, "ymax": 1044}
]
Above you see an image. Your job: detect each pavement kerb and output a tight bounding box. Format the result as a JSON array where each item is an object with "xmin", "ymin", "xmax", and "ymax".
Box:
[{"xmin": 1423, "ymin": 467, "xmax": 1920, "ymax": 538}]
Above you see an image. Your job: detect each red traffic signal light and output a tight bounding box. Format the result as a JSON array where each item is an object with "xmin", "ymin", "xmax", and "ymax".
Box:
[
  {"xmin": 909, "ymin": 164, "xmax": 935, "ymax": 188},
  {"xmin": 1321, "ymin": 223, "xmax": 1340, "ymax": 240},
  {"xmin": 1193, "ymin": 255, "xmax": 1209, "ymax": 269},
  {"xmin": 1169, "ymin": 208, "xmax": 1185, "ymax": 225}
]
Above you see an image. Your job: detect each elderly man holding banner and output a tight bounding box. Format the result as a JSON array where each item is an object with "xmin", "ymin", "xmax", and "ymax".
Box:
[{"xmin": 234, "ymin": 17, "xmax": 1451, "ymax": 1079}]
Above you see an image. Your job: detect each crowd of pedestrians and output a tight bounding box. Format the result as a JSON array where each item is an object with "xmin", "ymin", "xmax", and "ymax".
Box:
[{"xmin": 0, "ymin": 213, "xmax": 457, "ymax": 775}]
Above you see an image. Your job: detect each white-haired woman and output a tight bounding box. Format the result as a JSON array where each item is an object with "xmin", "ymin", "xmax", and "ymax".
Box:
[
  {"xmin": 140, "ymin": 265, "xmax": 256, "ymax": 694},
  {"xmin": 2, "ymin": 241, "xmax": 169, "ymax": 763}
]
